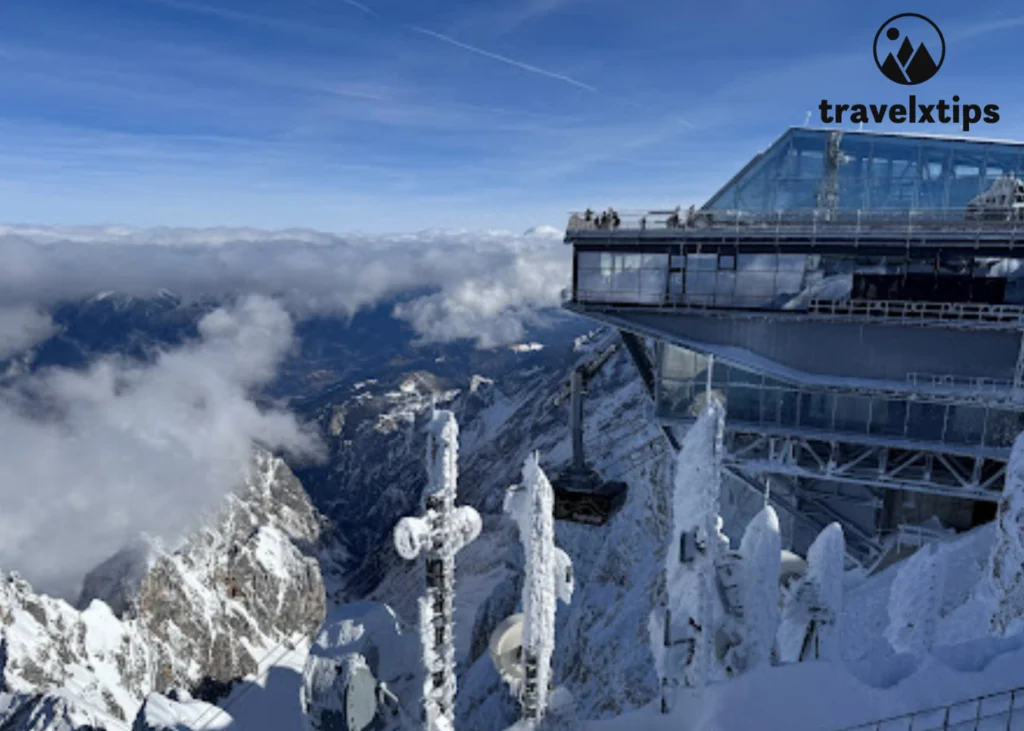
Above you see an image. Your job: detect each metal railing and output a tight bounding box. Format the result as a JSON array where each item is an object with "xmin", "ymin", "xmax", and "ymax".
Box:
[
  {"xmin": 880, "ymin": 523, "xmax": 956, "ymax": 552},
  {"xmin": 566, "ymin": 207, "xmax": 1024, "ymax": 239},
  {"xmin": 808, "ymin": 299, "xmax": 1024, "ymax": 325},
  {"xmin": 907, "ymin": 372, "xmax": 1017, "ymax": 394},
  {"xmin": 569, "ymin": 290, "xmax": 1024, "ymax": 330},
  {"xmin": 836, "ymin": 685, "xmax": 1024, "ymax": 731}
]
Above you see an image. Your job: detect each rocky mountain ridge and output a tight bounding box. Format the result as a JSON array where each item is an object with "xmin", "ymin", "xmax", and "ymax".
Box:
[{"xmin": 0, "ymin": 450, "xmax": 328, "ymax": 729}]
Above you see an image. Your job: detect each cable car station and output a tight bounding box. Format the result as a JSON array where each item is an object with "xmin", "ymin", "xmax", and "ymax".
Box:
[{"xmin": 560, "ymin": 127, "xmax": 1024, "ymax": 567}]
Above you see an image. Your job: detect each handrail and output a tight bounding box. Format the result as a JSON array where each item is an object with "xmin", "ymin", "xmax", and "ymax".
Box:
[
  {"xmin": 571, "ymin": 292, "xmax": 1024, "ymax": 328},
  {"xmin": 807, "ymin": 299, "xmax": 1024, "ymax": 324},
  {"xmin": 835, "ymin": 684, "xmax": 1024, "ymax": 731},
  {"xmin": 566, "ymin": 207, "xmax": 1024, "ymax": 236},
  {"xmin": 907, "ymin": 372, "xmax": 1015, "ymax": 392}
]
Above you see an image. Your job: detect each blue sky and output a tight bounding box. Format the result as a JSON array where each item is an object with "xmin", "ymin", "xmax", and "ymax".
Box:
[{"xmin": 2, "ymin": 0, "xmax": 1024, "ymax": 232}]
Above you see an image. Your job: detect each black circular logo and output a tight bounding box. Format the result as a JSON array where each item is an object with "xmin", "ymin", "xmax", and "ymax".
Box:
[{"xmin": 873, "ymin": 13, "xmax": 945, "ymax": 85}]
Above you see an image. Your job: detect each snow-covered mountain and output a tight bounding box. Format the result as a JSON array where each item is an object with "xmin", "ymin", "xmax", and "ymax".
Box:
[
  {"xmin": 0, "ymin": 290, "xmax": 594, "ymax": 729},
  {"xmin": 9, "ymin": 288, "xmax": 1024, "ymax": 731},
  {"xmin": 0, "ymin": 450, "xmax": 328, "ymax": 730}
]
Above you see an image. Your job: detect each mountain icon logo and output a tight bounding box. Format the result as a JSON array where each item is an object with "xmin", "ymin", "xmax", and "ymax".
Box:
[{"xmin": 873, "ymin": 13, "xmax": 945, "ymax": 85}]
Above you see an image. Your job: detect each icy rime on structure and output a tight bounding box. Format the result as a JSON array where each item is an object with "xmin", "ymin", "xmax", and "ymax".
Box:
[
  {"xmin": 729, "ymin": 504, "xmax": 781, "ymax": 673},
  {"xmin": 886, "ymin": 541, "xmax": 945, "ymax": 656},
  {"xmin": 777, "ymin": 522, "xmax": 846, "ymax": 663},
  {"xmin": 393, "ymin": 410, "xmax": 482, "ymax": 731},
  {"xmin": 651, "ymin": 399, "xmax": 727, "ymax": 712},
  {"xmin": 984, "ymin": 432, "xmax": 1024, "ymax": 637},
  {"xmin": 503, "ymin": 453, "xmax": 574, "ymax": 727}
]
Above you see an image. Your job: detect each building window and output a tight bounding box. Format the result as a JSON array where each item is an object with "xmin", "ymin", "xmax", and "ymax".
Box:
[{"xmin": 718, "ymin": 254, "xmax": 737, "ymax": 270}]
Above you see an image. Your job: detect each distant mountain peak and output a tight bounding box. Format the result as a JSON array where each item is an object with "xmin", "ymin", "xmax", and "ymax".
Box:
[{"xmin": 522, "ymin": 225, "xmax": 563, "ymax": 238}]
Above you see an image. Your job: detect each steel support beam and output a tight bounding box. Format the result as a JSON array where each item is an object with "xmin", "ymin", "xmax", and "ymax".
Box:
[
  {"xmin": 723, "ymin": 431, "xmax": 1006, "ymax": 502},
  {"xmin": 618, "ymin": 329, "xmax": 681, "ymax": 450}
]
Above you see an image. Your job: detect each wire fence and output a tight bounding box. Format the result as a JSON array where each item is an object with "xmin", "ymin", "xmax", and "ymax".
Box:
[{"xmin": 836, "ymin": 685, "xmax": 1024, "ymax": 731}]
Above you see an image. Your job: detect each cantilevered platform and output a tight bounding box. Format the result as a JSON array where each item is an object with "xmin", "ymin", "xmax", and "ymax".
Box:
[
  {"xmin": 563, "ymin": 127, "xmax": 1024, "ymax": 564},
  {"xmin": 566, "ymin": 209, "xmax": 1024, "ymax": 256}
]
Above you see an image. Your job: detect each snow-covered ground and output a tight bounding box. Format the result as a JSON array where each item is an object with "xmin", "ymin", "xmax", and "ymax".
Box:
[
  {"xmin": 588, "ymin": 639, "xmax": 1024, "ymax": 731},
  {"xmin": 214, "ymin": 639, "xmax": 310, "ymax": 731},
  {"xmin": 587, "ymin": 514, "xmax": 1023, "ymax": 731}
]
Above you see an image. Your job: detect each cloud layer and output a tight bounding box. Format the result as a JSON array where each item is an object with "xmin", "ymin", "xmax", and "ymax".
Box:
[
  {"xmin": 0, "ymin": 225, "xmax": 570, "ymax": 594},
  {"xmin": 0, "ymin": 295, "xmax": 322, "ymax": 597},
  {"xmin": 0, "ymin": 224, "xmax": 570, "ymax": 348},
  {"xmin": 0, "ymin": 306, "xmax": 56, "ymax": 359}
]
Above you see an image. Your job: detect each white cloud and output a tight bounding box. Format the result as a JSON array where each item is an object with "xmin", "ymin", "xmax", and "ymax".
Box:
[
  {"xmin": 0, "ymin": 295, "xmax": 323, "ymax": 597},
  {"xmin": 0, "ymin": 306, "xmax": 56, "ymax": 359},
  {"xmin": 0, "ymin": 225, "xmax": 572, "ymax": 350},
  {"xmin": 393, "ymin": 243, "xmax": 567, "ymax": 347},
  {"xmin": 0, "ymin": 225, "xmax": 571, "ymax": 594}
]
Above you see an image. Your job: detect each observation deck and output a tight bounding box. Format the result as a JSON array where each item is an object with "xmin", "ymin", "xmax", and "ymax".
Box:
[
  {"xmin": 567, "ymin": 208, "xmax": 1024, "ymax": 255},
  {"xmin": 564, "ymin": 206, "xmax": 1024, "ymax": 564},
  {"xmin": 564, "ymin": 207, "xmax": 1024, "ymax": 392},
  {"xmin": 561, "ymin": 127, "xmax": 1024, "ymax": 564}
]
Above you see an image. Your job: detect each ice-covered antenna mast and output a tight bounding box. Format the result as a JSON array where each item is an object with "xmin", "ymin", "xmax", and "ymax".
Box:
[
  {"xmin": 393, "ymin": 410, "xmax": 482, "ymax": 731},
  {"xmin": 653, "ymin": 398, "xmax": 727, "ymax": 713},
  {"xmin": 498, "ymin": 453, "xmax": 574, "ymax": 729}
]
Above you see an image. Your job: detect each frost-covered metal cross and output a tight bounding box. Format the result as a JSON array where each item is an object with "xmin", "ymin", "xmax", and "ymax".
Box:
[{"xmin": 393, "ymin": 410, "xmax": 481, "ymax": 731}]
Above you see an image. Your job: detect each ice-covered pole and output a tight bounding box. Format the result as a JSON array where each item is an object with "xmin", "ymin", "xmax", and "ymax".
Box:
[
  {"xmin": 393, "ymin": 410, "xmax": 482, "ymax": 731},
  {"xmin": 503, "ymin": 453, "xmax": 574, "ymax": 728},
  {"xmin": 653, "ymin": 397, "xmax": 727, "ymax": 713}
]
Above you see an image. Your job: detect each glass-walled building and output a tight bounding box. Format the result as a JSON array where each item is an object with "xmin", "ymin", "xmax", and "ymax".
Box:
[
  {"xmin": 563, "ymin": 126, "xmax": 1024, "ymax": 563},
  {"xmin": 657, "ymin": 344, "xmax": 1024, "ymax": 452},
  {"xmin": 703, "ymin": 127, "xmax": 1024, "ymax": 212}
]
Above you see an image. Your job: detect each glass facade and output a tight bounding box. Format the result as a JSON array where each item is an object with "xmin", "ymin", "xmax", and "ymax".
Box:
[
  {"xmin": 575, "ymin": 252, "xmax": 669, "ymax": 304},
  {"xmin": 703, "ymin": 128, "xmax": 1024, "ymax": 213},
  {"xmin": 657, "ymin": 345, "xmax": 1024, "ymax": 450},
  {"xmin": 576, "ymin": 249, "xmax": 1024, "ymax": 309},
  {"xmin": 575, "ymin": 251, "xmax": 809, "ymax": 307}
]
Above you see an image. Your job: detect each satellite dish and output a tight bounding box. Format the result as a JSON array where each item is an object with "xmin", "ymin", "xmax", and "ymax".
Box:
[
  {"xmin": 342, "ymin": 662, "xmax": 379, "ymax": 731},
  {"xmin": 489, "ymin": 614, "xmax": 525, "ymax": 684},
  {"xmin": 393, "ymin": 516, "xmax": 428, "ymax": 560},
  {"xmin": 780, "ymin": 549, "xmax": 808, "ymax": 588}
]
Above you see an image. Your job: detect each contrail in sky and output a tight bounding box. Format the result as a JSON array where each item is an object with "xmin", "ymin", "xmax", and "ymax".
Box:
[
  {"xmin": 340, "ymin": 0, "xmax": 378, "ymax": 17},
  {"xmin": 408, "ymin": 25, "xmax": 598, "ymax": 93}
]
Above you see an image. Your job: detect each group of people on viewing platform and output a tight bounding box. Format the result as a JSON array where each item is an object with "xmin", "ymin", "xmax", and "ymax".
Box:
[
  {"xmin": 575, "ymin": 204, "xmax": 698, "ymax": 230},
  {"xmin": 582, "ymin": 208, "xmax": 622, "ymax": 229}
]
